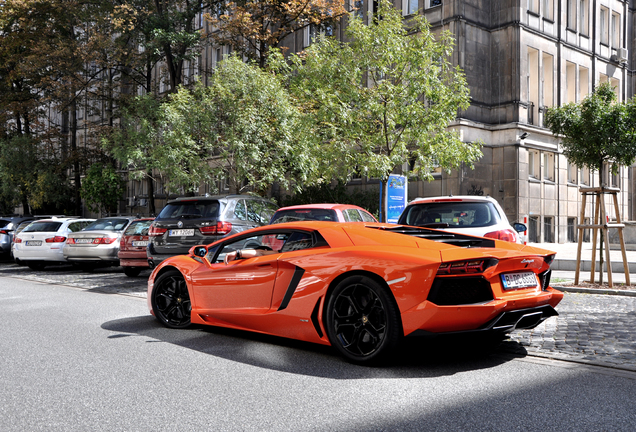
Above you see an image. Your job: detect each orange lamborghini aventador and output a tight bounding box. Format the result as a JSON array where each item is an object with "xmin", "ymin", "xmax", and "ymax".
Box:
[{"xmin": 147, "ymin": 221, "xmax": 563, "ymax": 364}]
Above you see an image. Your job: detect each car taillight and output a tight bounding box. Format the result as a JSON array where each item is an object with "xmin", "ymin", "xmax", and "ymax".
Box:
[
  {"xmin": 199, "ymin": 221, "xmax": 232, "ymax": 235},
  {"xmin": 437, "ymin": 258, "xmax": 498, "ymax": 275},
  {"xmin": 0, "ymin": 230, "xmax": 9, "ymax": 235},
  {"xmin": 67, "ymin": 238, "xmax": 75, "ymax": 244},
  {"xmin": 93, "ymin": 237, "xmax": 117, "ymax": 244},
  {"xmin": 484, "ymin": 229, "xmax": 518, "ymax": 243},
  {"xmin": 148, "ymin": 226, "xmax": 167, "ymax": 236},
  {"xmin": 14, "ymin": 237, "xmax": 22, "ymax": 243},
  {"xmin": 45, "ymin": 236, "xmax": 67, "ymax": 243}
]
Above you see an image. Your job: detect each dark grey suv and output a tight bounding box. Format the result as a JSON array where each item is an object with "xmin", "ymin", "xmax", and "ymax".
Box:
[{"xmin": 147, "ymin": 195, "xmax": 278, "ymax": 268}]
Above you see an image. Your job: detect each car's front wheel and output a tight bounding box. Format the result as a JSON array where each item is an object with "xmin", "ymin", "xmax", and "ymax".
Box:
[
  {"xmin": 151, "ymin": 269, "xmax": 191, "ymax": 329},
  {"xmin": 325, "ymin": 275, "xmax": 402, "ymax": 364}
]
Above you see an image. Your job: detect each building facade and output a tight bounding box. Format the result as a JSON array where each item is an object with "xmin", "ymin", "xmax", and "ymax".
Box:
[
  {"xmin": 125, "ymin": 1, "xmax": 635, "ymax": 243},
  {"xmin": 352, "ymin": 0, "xmax": 634, "ymax": 244}
]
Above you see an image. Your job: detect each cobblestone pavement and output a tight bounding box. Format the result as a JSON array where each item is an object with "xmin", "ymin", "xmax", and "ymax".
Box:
[
  {"xmin": 3, "ymin": 261, "xmax": 636, "ymax": 371},
  {"xmin": 503, "ymin": 291, "xmax": 636, "ymax": 371}
]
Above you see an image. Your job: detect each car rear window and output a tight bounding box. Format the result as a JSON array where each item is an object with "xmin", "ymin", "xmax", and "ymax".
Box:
[
  {"xmin": 158, "ymin": 201, "xmax": 220, "ymax": 219},
  {"xmin": 270, "ymin": 209, "xmax": 338, "ymax": 224},
  {"xmin": 84, "ymin": 218, "xmax": 130, "ymax": 232},
  {"xmin": 0, "ymin": 219, "xmax": 11, "ymax": 229},
  {"xmin": 124, "ymin": 220, "xmax": 153, "ymax": 236},
  {"xmin": 22, "ymin": 221, "xmax": 63, "ymax": 232},
  {"xmin": 400, "ymin": 202, "xmax": 499, "ymax": 228}
]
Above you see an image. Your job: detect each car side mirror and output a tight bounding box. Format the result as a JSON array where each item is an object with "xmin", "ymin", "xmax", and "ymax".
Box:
[
  {"xmin": 513, "ymin": 223, "xmax": 527, "ymax": 233},
  {"xmin": 191, "ymin": 246, "xmax": 207, "ymax": 257}
]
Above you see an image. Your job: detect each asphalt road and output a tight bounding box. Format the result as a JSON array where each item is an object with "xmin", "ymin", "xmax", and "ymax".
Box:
[{"xmin": 2, "ymin": 273, "xmax": 636, "ymax": 431}]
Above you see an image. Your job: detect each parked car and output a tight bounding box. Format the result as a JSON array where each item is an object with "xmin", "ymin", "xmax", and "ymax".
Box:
[
  {"xmin": 269, "ymin": 203, "xmax": 377, "ymax": 224},
  {"xmin": 397, "ymin": 195, "xmax": 527, "ymax": 243},
  {"xmin": 118, "ymin": 218, "xmax": 154, "ymax": 277},
  {"xmin": 64, "ymin": 216, "xmax": 137, "ymax": 267},
  {"xmin": 147, "ymin": 195, "xmax": 278, "ymax": 268},
  {"xmin": 13, "ymin": 218, "xmax": 96, "ymax": 269},
  {"xmin": 147, "ymin": 221, "xmax": 562, "ymax": 364},
  {"xmin": 0, "ymin": 216, "xmax": 38, "ymax": 259}
]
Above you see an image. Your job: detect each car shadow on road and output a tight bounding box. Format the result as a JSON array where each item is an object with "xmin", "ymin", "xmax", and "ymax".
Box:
[{"xmin": 101, "ymin": 315, "xmax": 529, "ymax": 379}]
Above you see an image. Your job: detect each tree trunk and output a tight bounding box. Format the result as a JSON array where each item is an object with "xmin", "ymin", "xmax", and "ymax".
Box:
[
  {"xmin": 70, "ymin": 98, "xmax": 82, "ymax": 216},
  {"xmin": 147, "ymin": 169, "xmax": 156, "ymax": 215},
  {"xmin": 381, "ymin": 177, "xmax": 389, "ymax": 223}
]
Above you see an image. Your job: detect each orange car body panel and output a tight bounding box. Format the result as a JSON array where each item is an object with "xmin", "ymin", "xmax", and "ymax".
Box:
[{"xmin": 148, "ymin": 221, "xmax": 562, "ymax": 345}]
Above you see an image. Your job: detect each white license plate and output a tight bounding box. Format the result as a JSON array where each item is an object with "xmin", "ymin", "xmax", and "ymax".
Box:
[
  {"xmin": 169, "ymin": 229, "xmax": 194, "ymax": 237},
  {"xmin": 501, "ymin": 272, "xmax": 538, "ymax": 290},
  {"xmin": 75, "ymin": 238, "xmax": 93, "ymax": 244},
  {"xmin": 25, "ymin": 240, "xmax": 42, "ymax": 246},
  {"xmin": 132, "ymin": 240, "xmax": 149, "ymax": 247}
]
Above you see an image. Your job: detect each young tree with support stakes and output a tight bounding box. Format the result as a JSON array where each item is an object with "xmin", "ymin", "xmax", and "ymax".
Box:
[
  {"xmin": 545, "ymin": 82, "xmax": 636, "ymax": 286},
  {"xmin": 280, "ymin": 0, "xmax": 482, "ymax": 222}
]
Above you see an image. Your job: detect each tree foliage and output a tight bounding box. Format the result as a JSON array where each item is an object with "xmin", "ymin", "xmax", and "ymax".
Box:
[
  {"xmin": 279, "ymin": 0, "xmax": 481, "ymax": 221},
  {"xmin": 207, "ymin": 0, "xmax": 347, "ymax": 68},
  {"xmin": 80, "ymin": 163, "xmax": 126, "ymax": 215},
  {"xmin": 544, "ymin": 82, "xmax": 636, "ymax": 185},
  {"xmin": 106, "ymin": 55, "xmax": 308, "ymax": 197}
]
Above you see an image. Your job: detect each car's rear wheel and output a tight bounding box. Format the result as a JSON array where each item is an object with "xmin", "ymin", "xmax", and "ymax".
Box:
[
  {"xmin": 123, "ymin": 267, "xmax": 142, "ymax": 277},
  {"xmin": 151, "ymin": 270, "xmax": 191, "ymax": 329},
  {"xmin": 325, "ymin": 275, "xmax": 402, "ymax": 364}
]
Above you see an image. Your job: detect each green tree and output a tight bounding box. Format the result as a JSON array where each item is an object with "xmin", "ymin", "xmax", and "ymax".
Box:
[
  {"xmin": 81, "ymin": 163, "xmax": 126, "ymax": 215},
  {"xmin": 544, "ymin": 82, "xmax": 636, "ymax": 185},
  {"xmin": 106, "ymin": 55, "xmax": 308, "ymax": 198},
  {"xmin": 282, "ymin": 0, "xmax": 482, "ymax": 221},
  {"xmin": 203, "ymin": 55, "xmax": 308, "ymax": 194}
]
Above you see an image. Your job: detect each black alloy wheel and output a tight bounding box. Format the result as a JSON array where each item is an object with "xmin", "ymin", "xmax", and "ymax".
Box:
[
  {"xmin": 123, "ymin": 267, "xmax": 142, "ymax": 277},
  {"xmin": 151, "ymin": 270, "xmax": 191, "ymax": 329},
  {"xmin": 325, "ymin": 275, "xmax": 401, "ymax": 364}
]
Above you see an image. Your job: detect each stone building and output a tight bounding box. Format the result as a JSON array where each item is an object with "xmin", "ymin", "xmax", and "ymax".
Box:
[
  {"xmin": 132, "ymin": 0, "xmax": 634, "ymax": 244},
  {"xmin": 343, "ymin": 0, "xmax": 633, "ymax": 243}
]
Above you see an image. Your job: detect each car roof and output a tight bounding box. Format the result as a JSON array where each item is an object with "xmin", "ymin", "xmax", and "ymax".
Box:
[
  {"xmin": 407, "ymin": 195, "xmax": 498, "ymax": 205},
  {"xmin": 276, "ymin": 203, "xmax": 367, "ymax": 211},
  {"xmin": 167, "ymin": 195, "xmax": 272, "ymax": 203}
]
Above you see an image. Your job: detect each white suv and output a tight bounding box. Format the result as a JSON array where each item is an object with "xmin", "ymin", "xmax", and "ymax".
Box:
[{"xmin": 397, "ymin": 195, "xmax": 526, "ymax": 244}]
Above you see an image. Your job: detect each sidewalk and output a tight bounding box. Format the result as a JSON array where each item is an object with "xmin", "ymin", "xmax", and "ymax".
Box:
[{"xmin": 528, "ymin": 242, "xmax": 636, "ymax": 288}]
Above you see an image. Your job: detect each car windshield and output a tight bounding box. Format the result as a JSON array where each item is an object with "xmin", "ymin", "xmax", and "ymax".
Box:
[
  {"xmin": 158, "ymin": 201, "xmax": 220, "ymax": 219},
  {"xmin": 124, "ymin": 220, "xmax": 153, "ymax": 236},
  {"xmin": 270, "ymin": 209, "xmax": 338, "ymax": 224},
  {"xmin": 23, "ymin": 221, "xmax": 63, "ymax": 233},
  {"xmin": 400, "ymin": 202, "xmax": 499, "ymax": 228},
  {"xmin": 84, "ymin": 218, "xmax": 130, "ymax": 232}
]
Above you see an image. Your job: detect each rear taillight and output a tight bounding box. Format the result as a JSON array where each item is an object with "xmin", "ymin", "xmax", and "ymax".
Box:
[
  {"xmin": 0, "ymin": 230, "xmax": 9, "ymax": 235},
  {"xmin": 14, "ymin": 237, "xmax": 22, "ymax": 243},
  {"xmin": 45, "ymin": 236, "xmax": 66, "ymax": 243},
  {"xmin": 484, "ymin": 229, "xmax": 518, "ymax": 243},
  {"xmin": 148, "ymin": 225, "xmax": 167, "ymax": 236},
  {"xmin": 93, "ymin": 237, "xmax": 117, "ymax": 245},
  {"xmin": 199, "ymin": 221, "xmax": 232, "ymax": 235},
  {"xmin": 437, "ymin": 258, "xmax": 498, "ymax": 275},
  {"xmin": 67, "ymin": 238, "xmax": 75, "ymax": 244}
]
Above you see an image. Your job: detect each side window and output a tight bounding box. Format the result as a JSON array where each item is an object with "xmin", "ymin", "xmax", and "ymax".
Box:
[
  {"xmin": 68, "ymin": 222, "xmax": 80, "ymax": 232},
  {"xmin": 213, "ymin": 233, "xmax": 288, "ymax": 263},
  {"xmin": 246, "ymin": 200, "xmax": 277, "ymax": 224},
  {"xmin": 343, "ymin": 209, "xmax": 363, "ymax": 222},
  {"xmin": 360, "ymin": 210, "xmax": 376, "ymax": 222},
  {"xmin": 280, "ymin": 231, "xmax": 314, "ymax": 252},
  {"xmin": 234, "ymin": 200, "xmax": 247, "ymax": 221}
]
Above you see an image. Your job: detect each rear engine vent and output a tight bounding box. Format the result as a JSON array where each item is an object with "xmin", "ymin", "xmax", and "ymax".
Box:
[
  {"xmin": 428, "ymin": 277, "xmax": 494, "ymax": 306},
  {"xmin": 539, "ymin": 269, "xmax": 552, "ymax": 291}
]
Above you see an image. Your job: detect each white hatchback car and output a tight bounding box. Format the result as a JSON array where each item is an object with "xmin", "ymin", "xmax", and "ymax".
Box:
[
  {"xmin": 13, "ymin": 218, "xmax": 96, "ymax": 269},
  {"xmin": 397, "ymin": 195, "xmax": 527, "ymax": 243}
]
